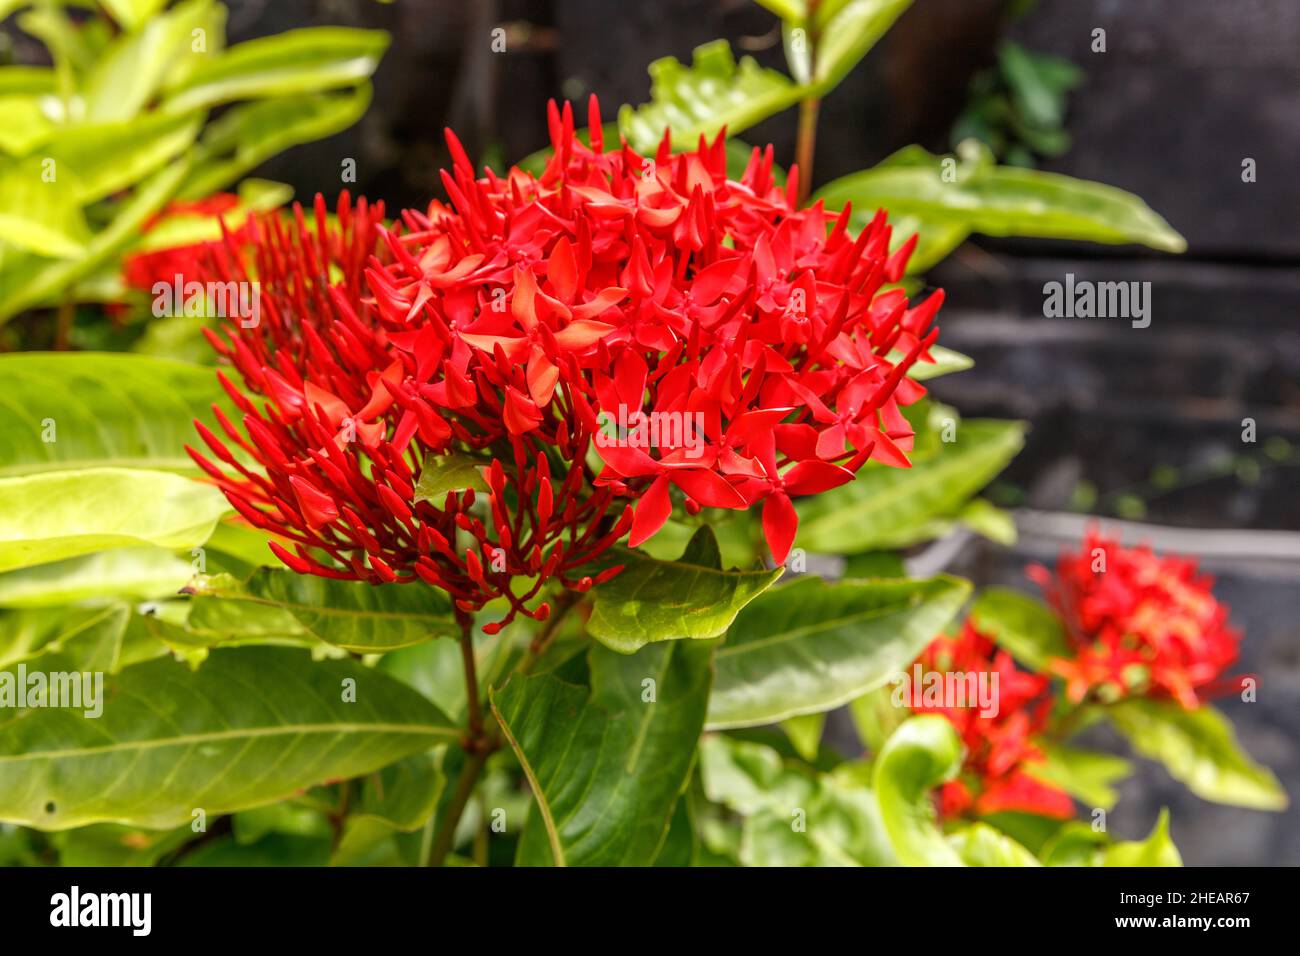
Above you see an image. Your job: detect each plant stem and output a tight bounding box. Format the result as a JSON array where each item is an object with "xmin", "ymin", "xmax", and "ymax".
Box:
[
  {"xmin": 457, "ymin": 611, "xmax": 484, "ymax": 739},
  {"xmin": 426, "ymin": 748, "xmax": 489, "ymax": 867},
  {"xmin": 54, "ymin": 296, "xmax": 74, "ymax": 351},
  {"xmin": 795, "ymin": 95, "xmax": 821, "ymax": 207},
  {"xmin": 426, "ymin": 613, "xmax": 494, "ymax": 866},
  {"xmin": 473, "ymin": 789, "xmax": 489, "ymax": 867}
]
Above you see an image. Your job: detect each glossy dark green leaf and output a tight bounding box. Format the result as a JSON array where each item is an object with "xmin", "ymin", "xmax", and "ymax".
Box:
[
  {"xmin": 618, "ymin": 40, "xmax": 802, "ymax": 153},
  {"xmin": 185, "ymin": 568, "xmax": 459, "ymax": 652},
  {"xmin": 492, "ymin": 640, "xmax": 712, "ymax": 866},
  {"xmin": 0, "ymin": 646, "xmax": 459, "ymax": 829},
  {"xmin": 707, "ymin": 574, "xmax": 970, "ymax": 728},
  {"xmin": 816, "ymin": 141, "xmax": 1186, "ymax": 252},
  {"xmin": 413, "ymin": 450, "xmax": 489, "ymax": 504},
  {"xmin": 587, "ymin": 526, "xmax": 783, "ymax": 654}
]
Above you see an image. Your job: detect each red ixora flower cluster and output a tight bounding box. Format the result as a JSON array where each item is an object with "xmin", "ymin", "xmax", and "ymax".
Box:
[
  {"xmin": 184, "ymin": 97, "xmax": 941, "ymax": 629},
  {"xmin": 908, "ymin": 623, "xmax": 1073, "ymax": 820},
  {"xmin": 1030, "ymin": 531, "xmax": 1241, "ymax": 709}
]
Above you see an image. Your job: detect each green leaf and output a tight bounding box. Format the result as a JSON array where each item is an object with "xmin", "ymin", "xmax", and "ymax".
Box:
[
  {"xmin": 873, "ymin": 715, "xmax": 965, "ymax": 866},
  {"xmin": 0, "ymin": 66, "xmax": 57, "ymax": 96},
  {"xmin": 955, "ymin": 498, "xmax": 1017, "ymax": 545},
  {"xmin": 43, "ymin": 109, "xmax": 203, "ymax": 204},
  {"xmin": 742, "ymin": 778, "xmax": 894, "ymax": 866},
  {"xmin": 1026, "ymin": 743, "xmax": 1131, "ymax": 811},
  {"xmin": 753, "ymin": 0, "xmax": 806, "ymax": 20},
  {"xmin": 0, "ymin": 546, "xmax": 192, "ymax": 608},
  {"xmin": 82, "ymin": 0, "xmax": 222, "ymax": 122},
  {"xmin": 185, "ymin": 568, "xmax": 459, "ymax": 653},
  {"xmin": 782, "ymin": 711, "xmax": 825, "ymax": 761},
  {"xmin": 810, "ymin": 0, "xmax": 914, "ymax": 94},
  {"xmin": 0, "ymin": 155, "xmax": 90, "ymax": 257},
  {"xmin": 796, "ymin": 418, "xmax": 1025, "ymax": 553},
  {"xmin": 816, "ymin": 141, "xmax": 1186, "ymax": 253},
  {"xmin": 99, "ymin": 0, "xmax": 171, "ymax": 32},
  {"xmin": 902, "ymin": 344, "xmax": 973, "ymax": 381},
  {"xmin": 947, "ymin": 821, "xmax": 1040, "ymax": 866},
  {"xmin": 706, "ymin": 574, "xmax": 970, "ymax": 729},
  {"xmin": 0, "ymin": 468, "xmax": 228, "ymax": 573},
  {"xmin": 699, "ymin": 733, "xmax": 793, "ymax": 816},
  {"xmin": 651, "ymin": 797, "xmax": 697, "ymax": 866},
  {"xmin": 967, "ymin": 586, "xmax": 1068, "ymax": 670},
  {"xmin": 0, "ymin": 646, "xmax": 458, "ymax": 830},
  {"xmin": 0, "ymin": 603, "xmax": 159, "ymax": 672},
  {"xmin": 492, "ymin": 640, "xmax": 712, "ymax": 866},
  {"xmin": 891, "ymin": 215, "xmax": 970, "ymax": 273},
  {"xmin": 0, "ymin": 154, "xmax": 191, "ymax": 323},
  {"xmin": 697, "ymin": 734, "xmax": 896, "ymax": 866},
  {"xmin": 586, "ymin": 526, "xmax": 783, "ymax": 654},
  {"xmin": 1103, "ymin": 809, "xmax": 1182, "ymax": 867},
  {"xmin": 131, "ymin": 177, "xmax": 289, "ymax": 254},
  {"xmin": 618, "ymin": 40, "xmax": 803, "ymax": 153},
  {"xmin": 0, "ymin": 94, "xmax": 56, "ymax": 155},
  {"xmin": 999, "ymin": 41, "xmax": 1081, "ymax": 130},
  {"xmin": 332, "ymin": 752, "xmax": 445, "ymax": 866},
  {"xmin": 154, "ymin": 580, "xmax": 308, "ymax": 651},
  {"xmin": 163, "ymin": 27, "xmax": 389, "ymax": 112},
  {"xmin": 178, "ymin": 86, "xmax": 373, "ymax": 199},
  {"xmin": 848, "ymin": 684, "xmax": 907, "ymax": 752},
  {"xmin": 50, "ymin": 823, "xmax": 196, "ymax": 866},
  {"xmin": 413, "ymin": 450, "xmax": 489, "ymax": 504},
  {"xmin": 0, "ymin": 352, "xmax": 235, "ymax": 478},
  {"xmin": 1108, "ymin": 700, "xmax": 1287, "ymax": 811},
  {"xmin": 1037, "ymin": 820, "xmax": 1107, "ymax": 866}
]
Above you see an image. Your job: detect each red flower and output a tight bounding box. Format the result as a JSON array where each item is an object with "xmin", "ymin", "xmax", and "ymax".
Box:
[
  {"xmin": 1029, "ymin": 530, "xmax": 1241, "ymax": 709},
  {"xmin": 908, "ymin": 623, "xmax": 1074, "ymax": 820},
  {"xmin": 183, "ymin": 97, "xmax": 943, "ymax": 627}
]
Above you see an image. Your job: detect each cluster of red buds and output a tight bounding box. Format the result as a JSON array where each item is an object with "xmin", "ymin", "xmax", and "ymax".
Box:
[
  {"xmin": 178, "ymin": 97, "xmax": 941, "ymax": 629},
  {"xmin": 908, "ymin": 623, "xmax": 1074, "ymax": 820},
  {"xmin": 1030, "ymin": 530, "xmax": 1241, "ymax": 709}
]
